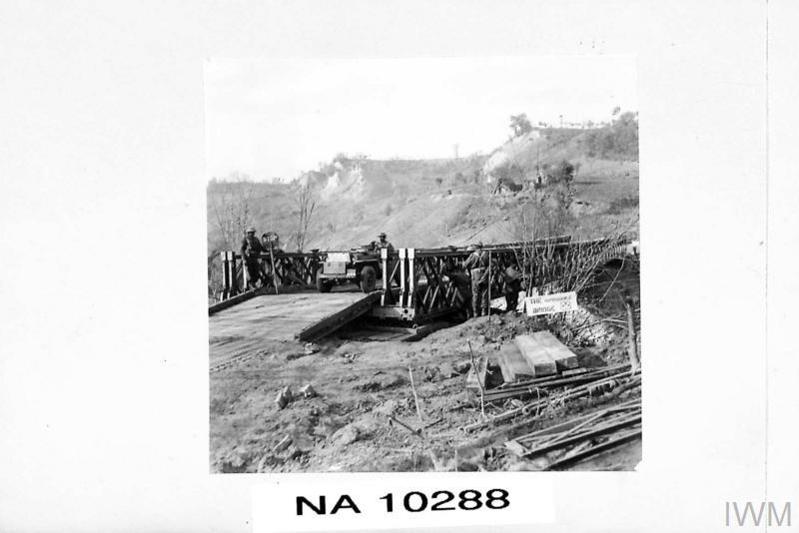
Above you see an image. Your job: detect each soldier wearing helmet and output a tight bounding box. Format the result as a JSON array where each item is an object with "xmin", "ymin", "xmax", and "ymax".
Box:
[
  {"xmin": 377, "ymin": 232, "xmax": 394, "ymax": 254},
  {"xmin": 463, "ymin": 241, "xmax": 490, "ymax": 317},
  {"xmin": 240, "ymin": 226, "xmax": 266, "ymax": 290}
]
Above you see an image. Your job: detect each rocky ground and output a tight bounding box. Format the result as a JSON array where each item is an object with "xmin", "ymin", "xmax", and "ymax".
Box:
[{"xmin": 209, "ymin": 263, "xmax": 640, "ymax": 474}]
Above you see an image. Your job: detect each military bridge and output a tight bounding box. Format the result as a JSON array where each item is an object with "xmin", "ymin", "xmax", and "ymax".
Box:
[{"xmin": 208, "ymin": 236, "xmax": 635, "ymax": 352}]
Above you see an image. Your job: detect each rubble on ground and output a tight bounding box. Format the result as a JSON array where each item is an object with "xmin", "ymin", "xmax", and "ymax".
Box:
[
  {"xmin": 275, "ymin": 385, "xmax": 293, "ymax": 409},
  {"xmin": 211, "ymin": 267, "xmax": 641, "ymax": 473}
]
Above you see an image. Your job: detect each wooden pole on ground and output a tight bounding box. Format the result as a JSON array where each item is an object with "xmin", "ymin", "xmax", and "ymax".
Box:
[
  {"xmin": 623, "ymin": 289, "xmax": 640, "ymax": 373},
  {"xmin": 387, "ymin": 415, "xmax": 423, "ymax": 438},
  {"xmin": 268, "ymin": 243, "xmax": 280, "ymax": 294},
  {"xmin": 467, "ymin": 340, "xmax": 486, "ymax": 420},
  {"xmin": 408, "ymin": 366, "xmax": 424, "ymax": 425},
  {"xmin": 487, "ymin": 250, "xmax": 492, "ymax": 321}
]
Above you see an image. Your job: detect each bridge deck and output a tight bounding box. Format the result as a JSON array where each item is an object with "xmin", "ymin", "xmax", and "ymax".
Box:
[{"xmin": 208, "ymin": 291, "xmax": 377, "ymax": 369}]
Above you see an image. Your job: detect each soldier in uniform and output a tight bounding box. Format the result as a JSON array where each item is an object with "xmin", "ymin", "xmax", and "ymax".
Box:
[
  {"xmin": 376, "ymin": 232, "xmax": 396, "ymax": 287},
  {"xmin": 377, "ymin": 232, "xmax": 394, "ymax": 254},
  {"xmin": 463, "ymin": 242, "xmax": 489, "ymax": 317},
  {"xmin": 502, "ymin": 265, "xmax": 523, "ymax": 313},
  {"xmin": 240, "ymin": 227, "xmax": 266, "ymax": 290}
]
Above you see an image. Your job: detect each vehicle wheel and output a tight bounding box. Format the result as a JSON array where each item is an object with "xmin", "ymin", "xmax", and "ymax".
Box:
[
  {"xmin": 316, "ymin": 271, "xmax": 332, "ymax": 293},
  {"xmin": 359, "ymin": 266, "xmax": 377, "ymax": 293}
]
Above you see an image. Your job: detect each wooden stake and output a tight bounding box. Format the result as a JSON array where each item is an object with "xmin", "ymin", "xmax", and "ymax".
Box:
[
  {"xmin": 268, "ymin": 242, "xmax": 280, "ymax": 294},
  {"xmin": 487, "ymin": 250, "xmax": 492, "ymax": 321},
  {"xmin": 623, "ymin": 290, "xmax": 640, "ymax": 373},
  {"xmin": 408, "ymin": 366, "xmax": 424, "ymax": 424},
  {"xmin": 467, "ymin": 341, "xmax": 486, "ymax": 420}
]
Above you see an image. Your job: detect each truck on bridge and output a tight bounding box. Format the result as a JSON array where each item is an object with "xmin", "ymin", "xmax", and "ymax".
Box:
[{"xmin": 316, "ymin": 243, "xmax": 382, "ymax": 293}]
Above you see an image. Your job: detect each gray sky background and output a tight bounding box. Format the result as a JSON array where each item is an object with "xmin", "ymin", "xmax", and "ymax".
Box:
[{"xmin": 204, "ymin": 56, "xmax": 637, "ymax": 181}]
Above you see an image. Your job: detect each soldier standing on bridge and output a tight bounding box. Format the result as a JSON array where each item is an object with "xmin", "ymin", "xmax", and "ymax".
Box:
[
  {"xmin": 463, "ymin": 242, "xmax": 489, "ymax": 317},
  {"xmin": 376, "ymin": 232, "xmax": 396, "ymax": 287},
  {"xmin": 502, "ymin": 265, "xmax": 523, "ymax": 313},
  {"xmin": 241, "ymin": 227, "xmax": 266, "ymax": 290},
  {"xmin": 377, "ymin": 232, "xmax": 394, "ymax": 254}
]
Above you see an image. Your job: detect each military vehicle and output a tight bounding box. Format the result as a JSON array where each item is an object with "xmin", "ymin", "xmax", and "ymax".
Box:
[{"xmin": 316, "ymin": 242, "xmax": 382, "ymax": 293}]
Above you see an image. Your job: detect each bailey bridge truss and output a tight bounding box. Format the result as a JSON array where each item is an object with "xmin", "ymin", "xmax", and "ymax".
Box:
[{"xmin": 211, "ymin": 236, "xmax": 634, "ymax": 325}]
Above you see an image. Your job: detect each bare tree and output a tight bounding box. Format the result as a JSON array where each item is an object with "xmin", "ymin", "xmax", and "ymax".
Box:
[
  {"xmin": 511, "ymin": 196, "xmax": 636, "ymax": 298},
  {"xmin": 294, "ymin": 182, "xmax": 317, "ymax": 252},
  {"xmin": 207, "ymin": 173, "xmax": 255, "ymax": 302},
  {"xmin": 210, "ymin": 173, "xmax": 255, "ymax": 249}
]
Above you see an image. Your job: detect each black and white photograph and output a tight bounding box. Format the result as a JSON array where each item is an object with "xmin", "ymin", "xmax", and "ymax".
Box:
[
  {"xmin": 206, "ymin": 57, "xmax": 641, "ymax": 473},
  {"xmin": 4, "ymin": 1, "xmax": 796, "ymax": 531}
]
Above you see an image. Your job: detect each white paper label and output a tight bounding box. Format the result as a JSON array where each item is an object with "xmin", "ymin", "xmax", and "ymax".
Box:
[
  {"xmin": 524, "ymin": 291, "xmax": 578, "ymax": 316},
  {"xmin": 252, "ymin": 473, "xmax": 555, "ymax": 532}
]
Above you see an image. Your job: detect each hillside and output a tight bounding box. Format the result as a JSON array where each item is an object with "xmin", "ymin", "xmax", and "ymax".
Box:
[{"xmin": 207, "ymin": 118, "xmax": 639, "ymax": 259}]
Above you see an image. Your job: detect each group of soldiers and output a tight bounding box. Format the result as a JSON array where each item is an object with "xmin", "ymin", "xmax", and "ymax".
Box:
[
  {"xmin": 239, "ymin": 228, "xmax": 395, "ymax": 292},
  {"xmin": 462, "ymin": 242, "xmax": 523, "ymax": 318},
  {"xmin": 238, "ymin": 227, "xmax": 522, "ymax": 317}
]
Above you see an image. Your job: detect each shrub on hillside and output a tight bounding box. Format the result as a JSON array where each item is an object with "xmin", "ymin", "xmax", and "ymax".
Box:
[
  {"xmin": 542, "ymin": 128, "xmax": 583, "ymax": 146},
  {"xmin": 491, "ymin": 163, "xmax": 527, "ymax": 193},
  {"xmin": 606, "ymin": 195, "xmax": 639, "ymax": 214},
  {"xmin": 584, "ymin": 111, "xmax": 639, "ymax": 160},
  {"xmin": 510, "ymin": 113, "xmax": 533, "ymax": 137},
  {"xmin": 547, "ymin": 160, "xmax": 577, "ymax": 185}
]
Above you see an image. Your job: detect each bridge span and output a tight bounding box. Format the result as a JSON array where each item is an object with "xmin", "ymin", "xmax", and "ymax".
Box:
[{"xmin": 208, "ymin": 236, "xmax": 634, "ymax": 349}]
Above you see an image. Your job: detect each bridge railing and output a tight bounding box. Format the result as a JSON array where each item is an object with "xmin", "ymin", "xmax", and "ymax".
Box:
[
  {"xmin": 217, "ymin": 250, "xmax": 323, "ymax": 301},
  {"xmin": 376, "ymin": 236, "xmax": 631, "ymax": 323},
  {"xmin": 213, "ymin": 236, "xmax": 633, "ymax": 317}
]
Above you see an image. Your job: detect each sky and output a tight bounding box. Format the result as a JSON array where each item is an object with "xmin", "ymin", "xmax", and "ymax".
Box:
[{"xmin": 204, "ymin": 56, "xmax": 637, "ymax": 181}]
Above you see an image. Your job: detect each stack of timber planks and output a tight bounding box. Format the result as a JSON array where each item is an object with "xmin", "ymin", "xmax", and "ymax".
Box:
[
  {"xmin": 507, "ymin": 331, "xmax": 579, "ymax": 380},
  {"xmin": 496, "ymin": 344, "xmax": 536, "ymax": 382},
  {"xmin": 468, "ymin": 331, "xmax": 581, "ymax": 394}
]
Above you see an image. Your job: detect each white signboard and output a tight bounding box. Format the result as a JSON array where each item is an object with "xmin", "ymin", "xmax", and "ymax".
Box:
[
  {"xmin": 524, "ymin": 291, "xmax": 578, "ymax": 316},
  {"xmin": 252, "ymin": 474, "xmax": 555, "ymax": 532}
]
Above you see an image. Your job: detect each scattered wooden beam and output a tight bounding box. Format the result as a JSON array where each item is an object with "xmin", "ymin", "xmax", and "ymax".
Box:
[
  {"xmin": 513, "ymin": 413, "xmax": 641, "ymax": 458},
  {"xmin": 387, "ymin": 415, "xmax": 423, "ymax": 438},
  {"xmin": 296, "ymin": 292, "xmax": 381, "ymax": 341},
  {"xmin": 208, "ymin": 287, "xmax": 265, "ymax": 316},
  {"xmin": 502, "ymin": 410, "xmax": 603, "ymax": 456},
  {"xmin": 484, "ymin": 364, "xmax": 632, "ymax": 403},
  {"xmin": 545, "ymin": 428, "xmax": 642, "ymax": 471},
  {"xmin": 463, "ymin": 369, "xmax": 640, "ymax": 432}
]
